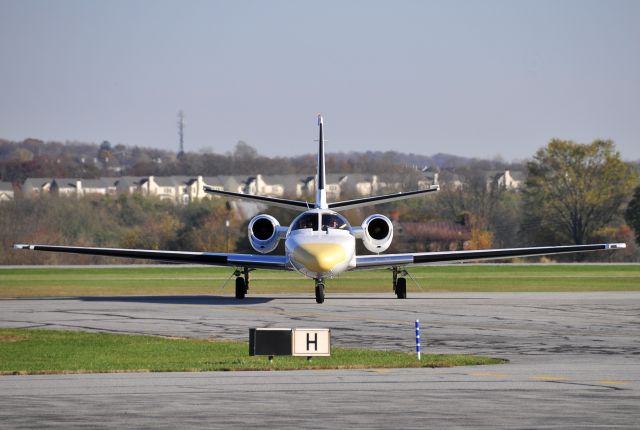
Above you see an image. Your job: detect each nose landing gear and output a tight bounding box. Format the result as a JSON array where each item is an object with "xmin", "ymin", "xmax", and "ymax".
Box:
[{"xmin": 315, "ymin": 278, "xmax": 325, "ymax": 304}]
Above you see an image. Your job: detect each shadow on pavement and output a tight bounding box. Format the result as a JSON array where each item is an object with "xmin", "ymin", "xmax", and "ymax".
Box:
[
  {"xmin": 78, "ymin": 295, "xmax": 275, "ymax": 305},
  {"xmin": 12, "ymin": 294, "xmax": 489, "ymax": 304}
]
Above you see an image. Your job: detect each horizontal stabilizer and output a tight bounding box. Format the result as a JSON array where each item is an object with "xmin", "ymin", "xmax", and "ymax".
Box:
[
  {"xmin": 328, "ymin": 186, "xmax": 439, "ymax": 211},
  {"xmin": 203, "ymin": 186, "xmax": 310, "ymax": 211}
]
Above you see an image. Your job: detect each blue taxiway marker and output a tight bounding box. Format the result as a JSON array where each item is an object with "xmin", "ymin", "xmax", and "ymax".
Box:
[{"xmin": 415, "ymin": 319, "xmax": 421, "ymax": 361}]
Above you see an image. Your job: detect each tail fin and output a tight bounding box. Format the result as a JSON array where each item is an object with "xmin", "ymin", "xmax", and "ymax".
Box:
[
  {"xmin": 316, "ymin": 114, "xmax": 327, "ymax": 209},
  {"xmin": 314, "ymin": 114, "xmax": 439, "ymax": 211},
  {"xmin": 204, "ymin": 115, "xmax": 440, "ymax": 212}
]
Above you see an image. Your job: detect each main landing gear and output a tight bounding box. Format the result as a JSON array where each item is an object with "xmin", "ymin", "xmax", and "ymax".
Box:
[
  {"xmin": 315, "ymin": 278, "xmax": 325, "ymax": 304},
  {"xmin": 392, "ymin": 267, "xmax": 407, "ymax": 299},
  {"xmin": 234, "ymin": 267, "xmax": 250, "ymax": 299}
]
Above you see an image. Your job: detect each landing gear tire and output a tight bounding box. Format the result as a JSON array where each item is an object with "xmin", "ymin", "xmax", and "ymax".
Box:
[
  {"xmin": 315, "ymin": 283, "xmax": 325, "ymax": 304},
  {"xmin": 235, "ymin": 277, "xmax": 246, "ymax": 299},
  {"xmin": 396, "ymin": 277, "xmax": 407, "ymax": 299}
]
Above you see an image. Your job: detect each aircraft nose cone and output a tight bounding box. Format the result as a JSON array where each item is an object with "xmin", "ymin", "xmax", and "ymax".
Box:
[{"xmin": 292, "ymin": 243, "xmax": 347, "ymax": 273}]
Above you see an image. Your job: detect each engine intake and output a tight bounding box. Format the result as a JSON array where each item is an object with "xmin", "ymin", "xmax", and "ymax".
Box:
[
  {"xmin": 361, "ymin": 214, "xmax": 393, "ymax": 253},
  {"xmin": 248, "ymin": 214, "xmax": 283, "ymax": 254}
]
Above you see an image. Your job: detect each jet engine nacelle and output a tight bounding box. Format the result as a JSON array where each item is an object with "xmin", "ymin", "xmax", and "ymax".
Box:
[
  {"xmin": 248, "ymin": 214, "xmax": 284, "ymax": 254},
  {"xmin": 360, "ymin": 214, "xmax": 393, "ymax": 253}
]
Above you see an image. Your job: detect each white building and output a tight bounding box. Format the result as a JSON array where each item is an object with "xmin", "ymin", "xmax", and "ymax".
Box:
[
  {"xmin": 139, "ymin": 176, "xmax": 182, "ymax": 202},
  {"xmin": 22, "ymin": 178, "xmax": 53, "ymax": 196},
  {"xmin": 0, "ymin": 182, "xmax": 14, "ymax": 201},
  {"xmin": 243, "ymin": 174, "xmax": 285, "ymax": 197},
  {"xmin": 494, "ymin": 170, "xmax": 523, "ymax": 190}
]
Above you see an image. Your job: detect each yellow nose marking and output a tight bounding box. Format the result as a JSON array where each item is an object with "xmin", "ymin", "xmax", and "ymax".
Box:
[{"xmin": 293, "ymin": 243, "xmax": 347, "ymax": 273}]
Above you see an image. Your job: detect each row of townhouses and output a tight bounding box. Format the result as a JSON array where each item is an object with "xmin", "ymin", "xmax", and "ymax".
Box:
[{"xmin": 0, "ymin": 170, "xmax": 524, "ymax": 204}]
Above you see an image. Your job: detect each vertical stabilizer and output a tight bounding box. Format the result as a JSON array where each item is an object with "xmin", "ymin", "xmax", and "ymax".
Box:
[{"xmin": 316, "ymin": 114, "xmax": 327, "ymax": 209}]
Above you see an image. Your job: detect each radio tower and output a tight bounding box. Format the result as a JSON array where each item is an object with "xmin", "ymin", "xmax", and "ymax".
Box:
[{"xmin": 177, "ymin": 110, "xmax": 185, "ymax": 158}]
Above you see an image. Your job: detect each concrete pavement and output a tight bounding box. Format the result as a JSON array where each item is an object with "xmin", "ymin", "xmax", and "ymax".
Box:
[{"xmin": 1, "ymin": 292, "xmax": 639, "ymax": 428}]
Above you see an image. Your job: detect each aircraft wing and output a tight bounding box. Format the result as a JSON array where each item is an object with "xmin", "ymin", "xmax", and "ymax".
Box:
[
  {"xmin": 354, "ymin": 243, "xmax": 626, "ymax": 270},
  {"xmin": 13, "ymin": 244, "xmax": 291, "ymax": 270}
]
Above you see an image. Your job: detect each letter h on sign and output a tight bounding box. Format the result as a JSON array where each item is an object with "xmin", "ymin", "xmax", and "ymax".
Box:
[{"xmin": 307, "ymin": 332, "xmax": 318, "ymax": 351}]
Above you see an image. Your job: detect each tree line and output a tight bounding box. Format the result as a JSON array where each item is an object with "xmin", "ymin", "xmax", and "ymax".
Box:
[
  {"xmin": 1, "ymin": 195, "xmax": 245, "ymax": 265},
  {"xmin": 0, "ymin": 138, "xmax": 434, "ymax": 185},
  {"xmin": 1, "ymin": 138, "xmax": 639, "ymax": 264}
]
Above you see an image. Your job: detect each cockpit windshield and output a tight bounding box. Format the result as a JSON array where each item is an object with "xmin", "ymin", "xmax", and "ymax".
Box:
[
  {"xmin": 321, "ymin": 213, "xmax": 350, "ymax": 231},
  {"xmin": 291, "ymin": 213, "xmax": 319, "ymax": 231},
  {"xmin": 291, "ymin": 212, "xmax": 351, "ymax": 232}
]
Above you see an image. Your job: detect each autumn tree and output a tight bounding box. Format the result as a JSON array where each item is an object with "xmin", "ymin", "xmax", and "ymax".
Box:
[
  {"xmin": 522, "ymin": 139, "xmax": 636, "ymax": 245},
  {"xmin": 434, "ymin": 168, "xmax": 521, "ymax": 247},
  {"xmin": 462, "ymin": 213, "xmax": 494, "ymax": 250}
]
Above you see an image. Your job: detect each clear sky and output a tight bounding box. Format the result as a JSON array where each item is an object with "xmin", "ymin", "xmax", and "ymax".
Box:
[{"xmin": 1, "ymin": 0, "xmax": 638, "ymax": 160}]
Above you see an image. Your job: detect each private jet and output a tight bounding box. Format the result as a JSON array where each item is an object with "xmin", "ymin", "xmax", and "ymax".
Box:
[{"xmin": 14, "ymin": 115, "xmax": 626, "ymax": 303}]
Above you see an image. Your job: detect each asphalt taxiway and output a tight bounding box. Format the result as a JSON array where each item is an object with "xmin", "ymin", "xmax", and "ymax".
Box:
[{"xmin": 1, "ymin": 292, "xmax": 639, "ymax": 428}]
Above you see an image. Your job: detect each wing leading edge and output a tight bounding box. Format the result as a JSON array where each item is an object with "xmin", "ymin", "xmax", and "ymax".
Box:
[
  {"xmin": 13, "ymin": 244, "xmax": 290, "ymax": 270},
  {"xmin": 354, "ymin": 243, "xmax": 626, "ymax": 269}
]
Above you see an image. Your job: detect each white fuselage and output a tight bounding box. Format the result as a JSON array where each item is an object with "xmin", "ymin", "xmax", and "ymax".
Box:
[{"xmin": 284, "ymin": 209, "xmax": 356, "ymax": 279}]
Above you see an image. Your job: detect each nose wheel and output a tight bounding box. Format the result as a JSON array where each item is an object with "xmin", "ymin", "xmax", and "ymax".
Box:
[{"xmin": 315, "ymin": 279, "xmax": 325, "ymax": 304}]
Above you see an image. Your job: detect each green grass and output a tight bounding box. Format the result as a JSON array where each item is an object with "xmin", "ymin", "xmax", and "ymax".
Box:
[
  {"xmin": 0, "ymin": 328, "xmax": 504, "ymax": 375},
  {"xmin": 0, "ymin": 264, "xmax": 639, "ymax": 298}
]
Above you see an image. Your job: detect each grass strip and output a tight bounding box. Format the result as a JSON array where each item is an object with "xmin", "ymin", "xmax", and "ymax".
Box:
[
  {"xmin": 0, "ymin": 328, "xmax": 505, "ymax": 375},
  {"xmin": 1, "ymin": 264, "xmax": 639, "ymax": 298}
]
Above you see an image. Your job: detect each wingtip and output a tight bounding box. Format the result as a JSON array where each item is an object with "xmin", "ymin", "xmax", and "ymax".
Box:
[
  {"xmin": 14, "ymin": 244, "xmax": 29, "ymax": 250},
  {"xmin": 606, "ymin": 243, "xmax": 626, "ymax": 249}
]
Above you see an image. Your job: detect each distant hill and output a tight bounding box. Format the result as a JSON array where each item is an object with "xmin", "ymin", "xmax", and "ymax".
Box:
[{"xmin": 1, "ymin": 137, "xmax": 525, "ymax": 183}]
